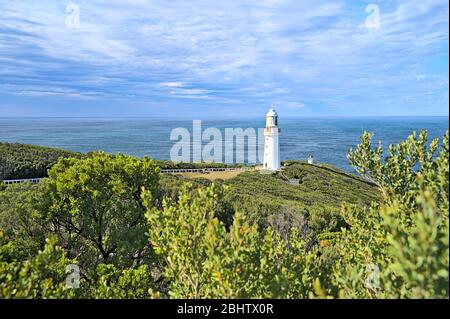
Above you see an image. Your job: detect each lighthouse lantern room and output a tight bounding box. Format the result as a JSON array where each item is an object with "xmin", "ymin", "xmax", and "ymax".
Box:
[{"xmin": 263, "ymin": 108, "xmax": 281, "ymax": 171}]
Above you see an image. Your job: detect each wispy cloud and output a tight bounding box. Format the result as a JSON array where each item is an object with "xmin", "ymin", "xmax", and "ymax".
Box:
[
  {"xmin": 283, "ymin": 102, "xmax": 306, "ymax": 109},
  {"xmin": 160, "ymin": 82, "xmax": 186, "ymax": 88},
  {"xmin": 0, "ymin": 0, "xmax": 448, "ymax": 116},
  {"xmin": 273, "ymin": 88, "xmax": 290, "ymax": 94}
]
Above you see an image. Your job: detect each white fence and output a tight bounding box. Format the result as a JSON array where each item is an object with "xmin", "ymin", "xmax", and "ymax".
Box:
[
  {"xmin": 1, "ymin": 178, "xmax": 44, "ymax": 185},
  {"xmin": 160, "ymin": 167, "xmax": 259, "ymax": 174},
  {"xmin": 1, "ymin": 167, "xmax": 260, "ymax": 185}
]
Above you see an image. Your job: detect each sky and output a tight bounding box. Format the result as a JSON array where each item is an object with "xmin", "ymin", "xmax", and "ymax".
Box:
[{"xmin": 0, "ymin": 0, "xmax": 448, "ymax": 118}]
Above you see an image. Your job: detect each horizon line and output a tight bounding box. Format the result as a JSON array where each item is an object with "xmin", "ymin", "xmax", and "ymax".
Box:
[{"xmin": 0, "ymin": 115, "xmax": 449, "ymax": 120}]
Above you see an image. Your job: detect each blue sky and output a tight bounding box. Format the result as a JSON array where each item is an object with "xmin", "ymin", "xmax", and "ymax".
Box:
[{"xmin": 0, "ymin": 0, "xmax": 448, "ymax": 118}]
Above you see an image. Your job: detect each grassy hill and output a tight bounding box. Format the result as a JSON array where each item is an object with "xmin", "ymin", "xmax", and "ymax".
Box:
[
  {"xmin": 1, "ymin": 142, "xmax": 380, "ymax": 237},
  {"xmin": 0, "ymin": 131, "xmax": 446, "ymax": 299},
  {"xmin": 223, "ymin": 161, "xmax": 379, "ymax": 227},
  {"xmin": 160, "ymin": 161, "xmax": 380, "ymax": 237},
  {"xmin": 0, "ymin": 142, "xmax": 83, "ymax": 180},
  {"xmin": 0, "ymin": 142, "xmax": 250, "ymax": 180}
]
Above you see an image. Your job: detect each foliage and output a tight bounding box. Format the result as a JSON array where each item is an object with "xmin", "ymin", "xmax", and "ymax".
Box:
[
  {"xmin": 0, "ymin": 232, "xmax": 76, "ymax": 299},
  {"xmin": 41, "ymin": 152, "xmax": 160, "ymax": 269},
  {"xmin": 159, "ymin": 174, "xmax": 212, "ymax": 199},
  {"xmin": 0, "ymin": 183, "xmax": 47, "ymax": 259},
  {"xmin": 0, "ymin": 142, "xmax": 82, "ymax": 180},
  {"xmin": 81, "ymin": 264, "xmax": 156, "ymax": 299},
  {"xmin": 222, "ymin": 162, "xmax": 378, "ymax": 239},
  {"xmin": 331, "ymin": 130, "xmax": 449, "ymax": 298},
  {"xmin": 153, "ymin": 160, "xmax": 250, "ymax": 170},
  {"xmin": 0, "ymin": 130, "xmax": 447, "ymax": 299},
  {"xmin": 145, "ymin": 183, "xmax": 314, "ymax": 298},
  {"xmin": 348, "ymin": 130, "xmax": 448, "ymax": 213},
  {"xmin": 382, "ymin": 186, "xmax": 449, "ymax": 298}
]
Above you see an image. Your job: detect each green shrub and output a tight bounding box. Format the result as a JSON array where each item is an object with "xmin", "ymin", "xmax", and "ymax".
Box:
[
  {"xmin": 0, "ymin": 233, "xmax": 76, "ymax": 299},
  {"xmin": 0, "ymin": 142, "xmax": 82, "ymax": 180},
  {"xmin": 330, "ymin": 130, "xmax": 449, "ymax": 298},
  {"xmin": 41, "ymin": 152, "xmax": 160, "ymax": 269},
  {"xmin": 145, "ymin": 183, "xmax": 315, "ymax": 298}
]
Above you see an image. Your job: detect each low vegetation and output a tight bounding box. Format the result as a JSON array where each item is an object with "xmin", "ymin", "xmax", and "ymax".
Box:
[
  {"xmin": 0, "ymin": 130, "xmax": 448, "ymax": 298},
  {"xmin": 223, "ymin": 162, "xmax": 379, "ymax": 229},
  {"xmin": 0, "ymin": 142, "xmax": 82, "ymax": 180},
  {"xmin": 153, "ymin": 160, "xmax": 251, "ymax": 170},
  {"xmin": 174, "ymin": 170, "xmax": 245, "ymax": 181}
]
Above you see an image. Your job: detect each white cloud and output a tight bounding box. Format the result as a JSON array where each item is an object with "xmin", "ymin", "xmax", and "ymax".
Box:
[
  {"xmin": 0, "ymin": 0, "xmax": 447, "ymax": 115},
  {"xmin": 283, "ymin": 102, "xmax": 306, "ymax": 109},
  {"xmin": 272, "ymin": 88, "xmax": 290, "ymax": 94},
  {"xmin": 160, "ymin": 82, "xmax": 186, "ymax": 88},
  {"xmin": 169, "ymin": 88, "xmax": 211, "ymax": 95}
]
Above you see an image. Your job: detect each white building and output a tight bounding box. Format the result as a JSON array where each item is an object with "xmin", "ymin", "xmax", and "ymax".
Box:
[{"xmin": 263, "ymin": 108, "xmax": 281, "ymax": 171}]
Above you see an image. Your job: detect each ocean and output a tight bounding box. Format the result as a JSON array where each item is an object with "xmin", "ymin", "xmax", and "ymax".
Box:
[{"xmin": 0, "ymin": 117, "xmax": 448, "ymax": 172}]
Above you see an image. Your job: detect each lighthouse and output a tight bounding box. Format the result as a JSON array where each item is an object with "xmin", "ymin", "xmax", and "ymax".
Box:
[{"xmin": 263, "ymin": 108, "xmax": 281, "ymax": 171}]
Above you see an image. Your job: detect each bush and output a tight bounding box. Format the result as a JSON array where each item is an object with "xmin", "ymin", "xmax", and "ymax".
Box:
[
  {"xmin": 41, "ymin": 152, "xmax": 160, "ymax": 270},
  {"xmin": 145, "ymin": 183, "xmax": 315, "ymax": 298},
  {"xmin": 0, "ymin": 142, "xmax": 82, "ymax": 180},
  {"xmin": 0, "ymin": 130, "xmax": 447, "ymax": 299},
  {"xmin": 0, "ymin": 183, "xmax": 47, "ymax": 259},
  {"xmin": 330, "ymin": 130, "xmax": 449, "ymax": 298},
  {"xmin": 0, "ymin": 233, "xmax": 76, "ymax": 299}
]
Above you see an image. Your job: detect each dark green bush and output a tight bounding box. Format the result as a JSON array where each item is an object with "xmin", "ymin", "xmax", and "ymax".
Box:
[{"xmin": 0, "ymin": 142, "xmax": 83, "ymax": 180}]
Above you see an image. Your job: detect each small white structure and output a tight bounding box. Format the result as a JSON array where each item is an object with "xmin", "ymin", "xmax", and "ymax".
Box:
[
  {"xmin": 308, "ymin": 155, "xmax": 314, "ymax": 164},
  {"xmin": 263, "ymin": 107, "xmax": 281, "ymax": 171}
]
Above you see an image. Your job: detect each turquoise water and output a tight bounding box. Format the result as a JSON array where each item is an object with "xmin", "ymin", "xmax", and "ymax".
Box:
[{"xmin": 0, "ymin": 117, "xmax": 448, "ymax": 172}]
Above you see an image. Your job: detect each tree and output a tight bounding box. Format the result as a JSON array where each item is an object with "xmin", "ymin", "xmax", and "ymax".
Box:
[
  {"xmin": 81, "ymin": 264, "xmax": 156, "ymax": 299},
  {"xmin": 0, "ymin": 154, "xmax": 14, "ymax": 181},
  {"xmin": 145, "ymin": 183, "xmax": 314, "ymax": 298},
  {"xmin": 348, "ymin": 130, "xmax": 448, "ymax": 214},
  {"xmin": 0, "ymin": 183, "xmax": 47, "ymax": 259},
  {"xmin": 1, "ymin": 130, "xmax": 447, "ymax": 299},
  {"xmin": 0, "ymin": 231, "xmax": 76, "ymax": 299},
  {"xmin": 0, "ymin": 142, "xmax": 82, "ymax": 179},
  {"xmin": 382, "ymin": 183, "xmax": 449, "ymax": 298},
  {"xmin": 42, "ymin": 152, "xmax": 160, "ymax": 270},
  {"xmin": 330, "ymin": 130, "xmax": 449, "ymax": 298}
]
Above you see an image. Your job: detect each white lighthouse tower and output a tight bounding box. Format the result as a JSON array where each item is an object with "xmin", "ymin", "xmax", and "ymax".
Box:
[{"xmin": 263, "ymin": 107, "xmax": 281, "ymax": 171}]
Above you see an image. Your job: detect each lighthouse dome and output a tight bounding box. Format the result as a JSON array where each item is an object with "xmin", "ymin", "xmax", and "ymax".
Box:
[{"xmin": 266, "ymin": 108, "xmax": 278, "ymax": 117}]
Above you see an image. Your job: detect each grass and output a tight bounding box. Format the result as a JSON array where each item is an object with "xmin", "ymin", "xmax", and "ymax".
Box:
[
  {"xmin": 221, "ymin": 161, "xmax": 380, "ymax": 227},
  {"xmin": 161, "ymin": 160, "xmax": 380, "ymax": 230},
  {"xmin": 174, "ymin": 170, "xmax": 244, "ymax": 181},
  {"xmin": 1, "ymin": 141, "xmax": 380, "ymax": 233}
]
